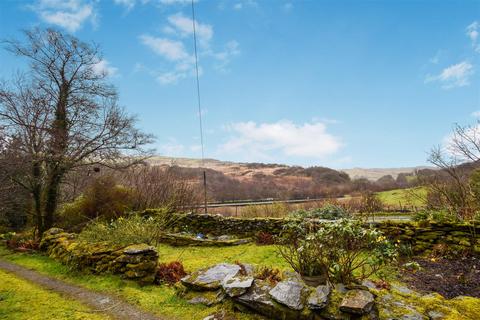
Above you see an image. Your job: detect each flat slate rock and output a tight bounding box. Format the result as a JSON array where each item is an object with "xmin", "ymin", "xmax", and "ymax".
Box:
[
  {"xmin": 339, "ymin": 289, "xmax": 375, "ymax": 315},
  {"xmin": 181, "ymin": 263, "xmax": 241, "ymax": 290},
  {"xmin": 235, "ymin": 280, "xmax": 276, "ymax": 315},
  {"xmin": 268, "ymin": 279, "xmax": 306, "ymax": 311},
  {"xmin": 307, "ymin": 285, "xmax": 330, "ymax": 310},
  {"xmin": 123, "ymin": 244, "xmax": 156, "ymax": 255},
  {"xmin": 187, "ymin": 290, "xmax": 226, "ymax": 306},
  {"xmin": 222, "ymin": 275, "xmax": 254, "ymax": 297}
]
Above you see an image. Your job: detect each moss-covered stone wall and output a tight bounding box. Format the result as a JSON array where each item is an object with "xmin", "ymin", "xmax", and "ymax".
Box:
[
  {"xmin": 375, "ymin": 221, "xmax": 480, "ymax": 254},
  {"xmin": 172, "ymin": 213, "xmax": 285, "ymax": 236},
  {"xmin": 172, "ymin": 213, "xmax": 480, "ymax": 254},
  {"xmin": 39, "ymin": 228, "xmax": 158, "ymax": 284}
]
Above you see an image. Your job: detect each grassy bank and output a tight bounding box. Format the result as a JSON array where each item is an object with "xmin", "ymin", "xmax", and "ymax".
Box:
[{"xmin": 0, "ymin": 246, "xmax": 262, "ymax": 320}]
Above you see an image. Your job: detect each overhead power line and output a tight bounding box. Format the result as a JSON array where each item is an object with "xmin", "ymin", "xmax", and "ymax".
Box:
[{"xmin": 191, "ymin": 0, "xmax": 207, "ymax": 214}]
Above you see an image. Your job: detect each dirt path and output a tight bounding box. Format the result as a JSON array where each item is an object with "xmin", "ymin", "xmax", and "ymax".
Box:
[{"xmin": 0, "ymin": 259, "xmax": 164, "ymax": 320}]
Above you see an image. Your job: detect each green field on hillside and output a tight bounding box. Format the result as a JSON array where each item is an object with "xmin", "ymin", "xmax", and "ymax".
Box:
[{"xmin": 377, "ymin": 187, "xmax": 427, "ymax": 208}]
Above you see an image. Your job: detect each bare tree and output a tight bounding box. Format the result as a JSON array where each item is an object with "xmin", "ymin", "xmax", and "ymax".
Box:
[
  {"xmin": 117, "ymin": 165, "xmax": 200, "ymax": 211},
  {"xmin": 423, "ymin": 122, "xmax": 480, "ymax": 220},
  {"xmin": 0, "ymin": 29, "xmax": 153, "ymax": 233}
]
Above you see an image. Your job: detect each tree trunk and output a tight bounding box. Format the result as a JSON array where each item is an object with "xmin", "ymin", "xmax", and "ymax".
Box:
[
  {"xmin": 31, "ymin": 161, "xmax": 44, "ymax": 234},
  {"xmin": 43, "ymin": 81, "xmax": 69, "ymax": 231},
  {"xmin": 43, "ymin": 168, "xmax": 63, "ymax": 230}
]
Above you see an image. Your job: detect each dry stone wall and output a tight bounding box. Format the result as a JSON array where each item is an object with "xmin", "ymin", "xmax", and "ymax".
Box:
[
  {"xmin": 39, "ymin": 228, "xmax": 158, "ymax": 284},
  {"xmin": 172, "ymin": 213, "xmax": 480, "ymax": 254}
]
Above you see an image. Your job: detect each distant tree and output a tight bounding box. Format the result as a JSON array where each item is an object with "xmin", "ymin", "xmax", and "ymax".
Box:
[
  {"xmin": 0, "ymin": 29, "xmax": 153, "ymax": 233},
  {"xmin": 396, "ymin": 173, "xmax": 409, "ymax": 187},
  {"xmin": 376, "ymin": 175, "xmax": 396, "ymax": 190}
]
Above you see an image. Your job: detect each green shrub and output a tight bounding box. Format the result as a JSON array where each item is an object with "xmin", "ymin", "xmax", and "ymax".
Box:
[
  {"xmin": 290, "ymin": 204, "xmax": 350, "ymax": 220},
  {"xmin": 278, "ymin": 218, "xmax": 397, "ymax": 284},
  {"xmin": 57, "ymin": 175, "xmax": 135, "ymax": 229},
  {"xmin": 412, "ymin": 209, "xmax": 457, "ymax": 223},
  {"xmin": 78, "ymin": 211, "xmax": 175, "ymax": 246}
]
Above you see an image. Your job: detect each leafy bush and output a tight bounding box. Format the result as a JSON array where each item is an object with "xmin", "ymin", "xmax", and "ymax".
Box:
[
  {"xmin": 155, "ymin": 261, "xmax": 187, "ymax": 285},
  {"xmin": 290, "ymin": 204, "xmax": 350, "ymax": 220},
  {"xmin": 278, "ymin": 218, "xmax": 397, "ymax": 284},
  {"xmin": 78, "ymin": 211, "xmax": 175, "ymax": 246}
]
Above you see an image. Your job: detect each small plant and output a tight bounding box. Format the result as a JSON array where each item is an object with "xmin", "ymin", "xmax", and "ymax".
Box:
[
  {"xmin": 156, "ymin": 261, "xmax": 187, "ymax": 285},
  {"xmin": 255, "ymin": 231, "xmax": 275, "ymax": 245},
  {"xmin": 5, "ymin": 232, "xmax": 39, "ymax": 252},
  {"xmin": 402, "ymin": 261, "xmax": 421, "ymax": 272},
  {"xmin": 255, "ymin": 267, "xmax": 282, "ymax": 285},
  {"xmin": 234, "ymin": 261, "xmax": 248, "ymax": 276},
  {"xmin": 290, "ymin": 204, "xmax": 350, "ymax": 220},
  {"xmin": 412, "ymin": 209, "xmax": 457, "ymax": 223}
]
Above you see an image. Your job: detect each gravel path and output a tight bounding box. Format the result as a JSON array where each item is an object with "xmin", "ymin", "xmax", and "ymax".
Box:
[{"xmin": 0, "ymin": 259, "xmax": 164, "ymax": 320}]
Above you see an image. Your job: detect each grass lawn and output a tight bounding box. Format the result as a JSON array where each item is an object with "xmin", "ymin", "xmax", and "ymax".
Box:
[
  {"xmin": 377, "ymin": 187, "xmax": 427, "ymax": 208},
  {"xmin": 0, "ymin": 269, "xmax": 110, "ymax": 320},
  {"xmin": 0, "ymin": 246, "xmax": 264, "ymax": 320},
  {"xmin": 157, "ymin": 243, "xmax": 289, "ymax": 271}
]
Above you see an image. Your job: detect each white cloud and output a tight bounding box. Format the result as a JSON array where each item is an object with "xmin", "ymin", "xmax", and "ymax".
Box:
[
  {"xmin": 113, "ymin": 0, "xmax": 135, "ymax": 10},
  {"xmin": 466, "ymin": 21, "xmax": 480, "ymax": 53},
  {"xmin": 443, "ymin": 123, "xmax": 480, "ymax": 160},
  {"xmin": 92, "ymin": 59, "xmax": 119, "ymax": 77},
  {"xmin": 219, "ymin": 120, "xmax": 343, "ymax": 160},
  {"xmin": 472, "ymin": 111, "xmax": 480, "ymax": 118},
  {"xmin": 233, "ymin": 3, "xmax": 243, "ymax": 10},
  {"xmin": 31, "ymin": 0, "xmax": 96, "ymax": 32},
  {"xmin": 212, "ymin": 40, "xmax": 241, "ymax": 72},
  {"xmin": 140, "ymin": 35, "xmax": 190, "ymax": 61},
  {"xmin": 140, "ymin": 13, "xmax": 239, "ymax": 85},
  {"xmin": 167, "ymin": 13, "xmax": 213, "ymax": 46},
  {"xmin": 425, "ymin": 61, "xmax": 474, "ymax": 89}
]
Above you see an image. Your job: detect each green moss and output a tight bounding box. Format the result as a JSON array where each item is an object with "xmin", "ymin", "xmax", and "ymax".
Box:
[
  {"xmin": 373, "ymin": 282, "xmax": 480, "ymax": 320},
  {"xmin": 0, "ymin": 269, "xmax": 109, "ymax": 320}
]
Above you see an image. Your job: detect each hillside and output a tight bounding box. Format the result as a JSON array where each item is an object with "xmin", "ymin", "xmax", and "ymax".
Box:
[
  {"xmin": 341, "ymin": 166, "xmax": 432, "ymax": 181},
  {"xmin": 148, "ymin": 156, "xmax": 430, "ymax": 181}
]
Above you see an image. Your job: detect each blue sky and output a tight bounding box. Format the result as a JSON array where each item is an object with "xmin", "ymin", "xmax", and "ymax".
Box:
[{"xmin": 1, "ymin": 0, "xmax": 479, "ymax": 169}]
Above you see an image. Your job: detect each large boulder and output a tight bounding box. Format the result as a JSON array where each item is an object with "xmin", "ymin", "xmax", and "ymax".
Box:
[
  {"xmin": 268, "ymin": 279, "xmax": 307, "ymax": 310},
  {"xmin": 339, "ymin": 289, "xmax": 375, "ymax": 315},
  {"xmin": 181, "ymin": 263, "xmax": 242, "ymax": 291}
]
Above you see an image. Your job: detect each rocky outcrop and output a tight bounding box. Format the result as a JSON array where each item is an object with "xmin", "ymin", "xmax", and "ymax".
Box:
[
  {"xmin": 39, "ymin": 228, "xmax": 158, "ymax": 284},
  {"xmin": 178, "ymin": 263, "xmax": 382, "ymax": 319}
]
